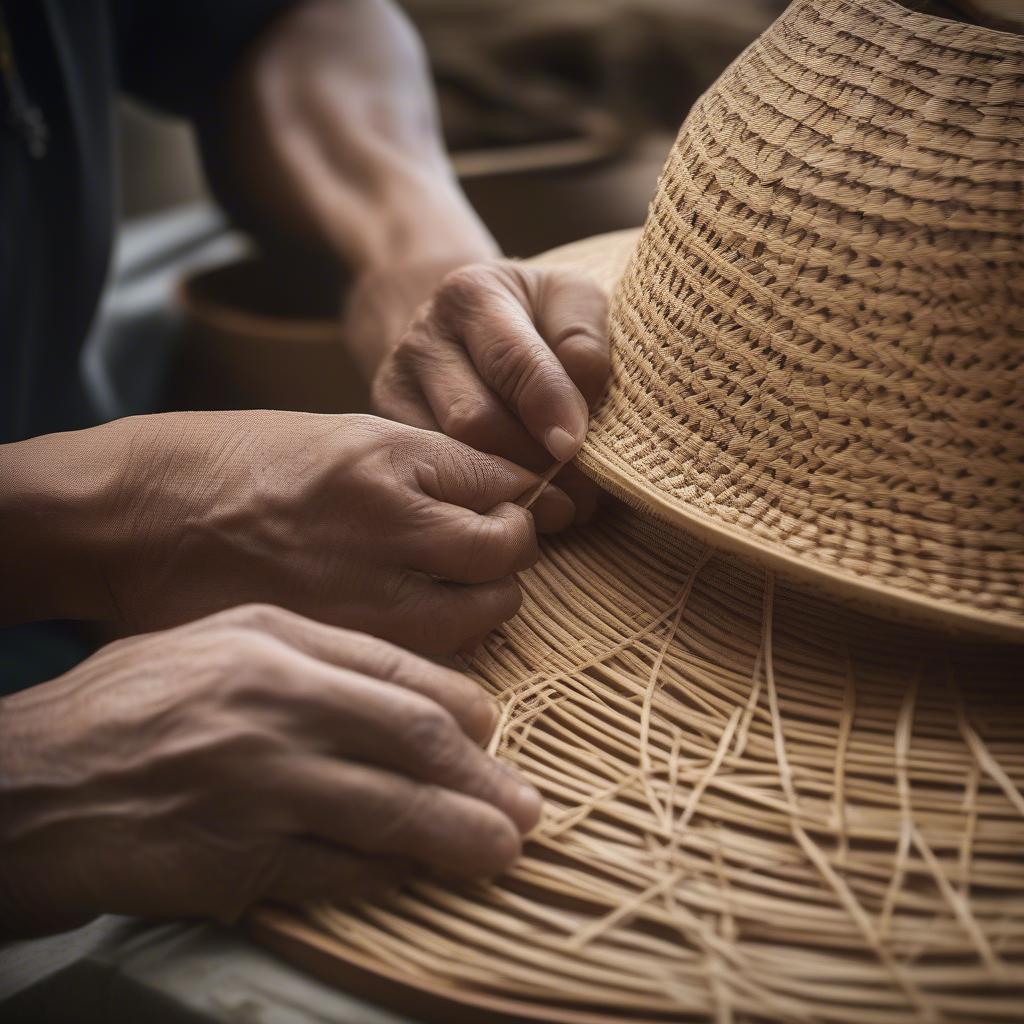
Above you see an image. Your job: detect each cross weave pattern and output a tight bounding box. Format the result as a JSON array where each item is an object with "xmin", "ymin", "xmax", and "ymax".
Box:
[
  {"xmin": 308, "ymin": 502, "xmax": 1024, "ymax": 1023},
  {"xmin": 576, "ymin": 0, "xmax": 1024, "ymax": 636}
]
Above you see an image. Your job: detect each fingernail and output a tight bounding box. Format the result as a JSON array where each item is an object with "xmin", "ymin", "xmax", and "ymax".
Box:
[
  {"xmin": 545, "ymin": 425, "xmax": 581, "ymax": 462},
  {"xmin": 487, "ymin": 697, "xmax": 501, "ymax": 731},
  {"xmin": 514, "ymin": 782, "xmax": 543, "ymax": 832}
]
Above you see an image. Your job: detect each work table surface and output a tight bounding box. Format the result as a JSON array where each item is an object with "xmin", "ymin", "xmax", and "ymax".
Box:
[{"xmin": 1, "ymin": 915, "xmax": 422, "ymax": 1023}]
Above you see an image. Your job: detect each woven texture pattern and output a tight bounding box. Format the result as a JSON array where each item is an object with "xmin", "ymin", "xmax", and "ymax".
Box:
[
  {"xmin": 303, "ymin": 501, "xmax": 1024, "ymax": 1022},
  {"xmin": 575, "ymin": 0, "xmax": 1024, "ymax": 637}
]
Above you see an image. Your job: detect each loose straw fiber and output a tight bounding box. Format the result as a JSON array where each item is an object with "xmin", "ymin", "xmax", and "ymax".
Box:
[
  {"xmin": 569, "ymin": 0, "xmax": 1024, "ymax": 640},
  {"xmin": 294, "ymin": 501, "xmax": 1024, "ymax": 1023}
]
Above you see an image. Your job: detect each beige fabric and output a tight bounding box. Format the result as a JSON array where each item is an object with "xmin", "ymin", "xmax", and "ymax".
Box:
[{"xmin": 569, "ymin": 0, "xmax": 1024, "ymax": 640}]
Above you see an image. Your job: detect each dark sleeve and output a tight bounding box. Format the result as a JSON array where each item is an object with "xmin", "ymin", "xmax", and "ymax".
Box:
[{"xmin": 110, "ymin": 0, "xmax": 297, "ymax": 118}]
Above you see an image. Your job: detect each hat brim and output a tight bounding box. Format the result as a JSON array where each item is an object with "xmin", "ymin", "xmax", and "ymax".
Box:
[
  {"xmin": 532, "ymin": 230, "xmax": 1024, "ymax": 644},
  {"xmin": 255, "ymin": 498, "xmax": 1024, "ymax": 1021}
]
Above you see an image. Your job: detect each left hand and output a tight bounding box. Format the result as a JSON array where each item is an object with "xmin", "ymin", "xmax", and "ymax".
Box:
[{"xmin": 359, "ymin": 260, "xmax": 610, "ymax": 522}]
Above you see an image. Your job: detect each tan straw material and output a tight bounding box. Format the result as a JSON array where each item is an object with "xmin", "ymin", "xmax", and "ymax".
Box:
[
  {"xmin": 252, "ymin": 1, "xmax": 1024, "ymax": 1019},
  {"xmin": 258, "ymin": 499, "xmax": 1024, "ymax": 1023},
  {"xmin": 561, "ymin": 0, "xmax": 1024, "ymax": 640}
]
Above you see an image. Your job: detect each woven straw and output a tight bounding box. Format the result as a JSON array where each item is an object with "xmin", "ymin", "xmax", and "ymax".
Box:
[
  {"xmin": 263, "ymin": 498, "xmax": 1024, "ymax": 1023},
  {"xmin": 252, "ymin": 2, "xmax": 1024, "ymax": 1019},
  {"xmin": 568, "ymin": 0, "xmax": 1024, "ymax": 640}
]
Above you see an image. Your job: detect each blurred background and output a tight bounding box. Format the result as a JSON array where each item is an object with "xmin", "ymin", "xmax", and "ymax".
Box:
[
  {"xmin": 94, "ymin": 0, "xmax": 788, "ymax": 423},
  {"xmin": 118, "ymin": 0, "xmax": 788, "ymax": 243}
]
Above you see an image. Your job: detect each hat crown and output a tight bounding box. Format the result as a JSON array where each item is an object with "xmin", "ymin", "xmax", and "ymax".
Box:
[{"xmin": 578, "ymin": 0, "xmax": 1024, "ymax": 637}]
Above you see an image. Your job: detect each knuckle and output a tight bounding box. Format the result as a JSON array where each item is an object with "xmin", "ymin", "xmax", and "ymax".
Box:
[
  {"xmin": 399, "ymin": 700, "xmax": 462, "ymax": 772},
  {"xmin": 435, "ymin": 264, "xmax": 490, "ymax": 318},
  {"xmin": 353, "ymin": 631, "xmax": 407, "ymax": 680},
  {"xmin": 483, "ymin": 345, "xmax": 557, "ymax": 406},
  {"xmin": 393, "ymin": 579, "xmax": 484, "ymax": 655},
  {"xmin": 214, "ymin": 637, "xmax": 290, "ymax": 705},
  {"xmin": 226, "ymin": 839, "xmax": 288, "ymax": 920},
  {"xmin": 366, "ymin": 782, "xmax": 434, "ymax": 849},
  {"xmin": 392, "ymin": 329, "xmax": 431, "ymax": 372},
  {"xmin": 387, "ymin": 577, "xmax": 438, "ymax": 649},
  {"xmin": 469, "ymin": 509, "xmax": 533, "ymax": 578},
  {"xmin": 463, "ymin": 515, "xmax": 503, "ymax": 576},
  {"xmin": 501, "ymin": 505, "xmax": 535, "ymax": 547},
  {"xmin": 434, "ymin": 439, "xmax": 504, "ymax": 501},
  {"xmin": 560, "ymin": 321, "xmax": 609, "ymax": 358},
  {"xmin": 433, "ymin": 667, "xmax": 494, "ymax": 734},
  {"xmin": 215, "ymin": 603, "xmax": 284, "ymax": 634},
  {"xmin": 370, "ymin": 368, "xmax": 402, "ymax": 417},
  {"xmin": 218, "ymin": 722, "xmax": 285, "ymax": 763},
  {"xmin": 431, "ymin": 591, "xmax": 478, "ymax": 649},
  {"xmin": 443, "ymin": 394, "xmax": 493, "ymax": 446}
]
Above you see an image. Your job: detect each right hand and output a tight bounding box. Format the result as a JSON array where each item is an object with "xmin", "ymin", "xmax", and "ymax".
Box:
[
  {"xmin": 0, "ymin": 605, "xmax": 540, "ymax": 938},
  {"xmin": 1, "ymin": 411, "xmax": 574, "ymax": 653}
]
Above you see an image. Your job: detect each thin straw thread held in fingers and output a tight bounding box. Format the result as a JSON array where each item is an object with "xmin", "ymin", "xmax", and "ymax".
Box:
[
  {"xmin": 292, "ymin": 502, "xmax": 1024, "ymax": 1023},
  {"xmin": 519, "ymin": 462, "xmax": 566, "ymax": 512}
]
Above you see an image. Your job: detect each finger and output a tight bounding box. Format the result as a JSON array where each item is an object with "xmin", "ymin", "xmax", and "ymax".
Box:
[
  {"xmin": 414, "ymin": 334, "xmax": 549, "ymax": 469},
  {"xmin": 460, "ymin": 631, "xmax": 489, "ymax": 656},
  {"xmin": 261, "ymin": 839, "xmax": 409, "ymax": 907},
  {"xmin": 555, "ymin": 464, "xmax": 601, "ymax": 526},
  {"xmin": 392, "ymin": 574, "xmax": 523, "ymax": 655},
  {"xmin": 217, "ymin": 604, "xmax": 499, "ymax": 743},
  {"xmin": 414, "ymin": 433, "xmax": 540, "ymax": 513},
  {"xmin": 529, "ymin": 482, "xmax": 577, "ymax": 533},
  {"xmin": 277, "ymin": 665, "xmax": 539, "ymax": 831},
  {"xmin": 411, "ymin": 351, "xmax": 583, "ymax": 531},
  {"xmin": 285, "ymin": 758, "xmax": 527, "ymax": 878},
  {"xmin": 402, "ymin": 501, "xmax": 539, "ymax": 584},
  {"xmin": 529, "ymin": 267, "xmax": 610, "ymax": 409},
  {"xmin": 370, "ymin": 359, "xmax": 440, "ymax": 431},
  {"xmin": 434, "ymin": 265, "xmax": 589, "ymax": 462}
]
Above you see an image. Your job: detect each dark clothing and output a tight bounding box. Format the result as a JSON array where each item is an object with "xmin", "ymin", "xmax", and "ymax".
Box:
[
  {"xmin": 0, "ymin": 0, "xmax": 289, "ymax": 444},
  {"xmin": 1, "ymin": 0, "xmax": 291, "ymax": 692}
]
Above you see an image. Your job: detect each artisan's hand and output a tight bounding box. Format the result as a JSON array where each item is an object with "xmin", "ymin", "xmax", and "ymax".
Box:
[
  {"xmin": 0, "ymin": 412, "xmax": 573, "ymax": 650},
  {"xmin": 199, "ymin": 0, "xmax": 611, "ymax": 517},
  {"xmin": 0, "ymin": 606, "xmax": 539, "ymax": 938},
  {"xmin": 360, "ymin": 261, "xmax": 610, "ymax": 522}
]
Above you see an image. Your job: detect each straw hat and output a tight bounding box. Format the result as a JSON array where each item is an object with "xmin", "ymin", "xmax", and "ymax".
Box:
[
  {"xmin": 253, "ymin": 0, "xmax": 1024, "ymax": 1019},
  {"xmin": 561, "ymin": 0, "xmax": 1024, "ymax": 641}
]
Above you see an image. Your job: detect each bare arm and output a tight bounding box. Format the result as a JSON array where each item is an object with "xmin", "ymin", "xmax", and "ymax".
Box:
[
  {"xmin": 199, "ymin": 0, "xmax": 498, "ymax": 370},
  {"xmin": 195, "ymin": 0, "xmax": 610, "ymax": 508},
  {"xmin": 0, "ymin": 425, "xmax": 126, "ymax": 625}
]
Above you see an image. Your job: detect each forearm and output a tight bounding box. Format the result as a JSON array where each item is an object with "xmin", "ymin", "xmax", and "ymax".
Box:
[
  {"xmin": 0, "ymin": 425, "xmax": 132, "ymax": 624},
  {"xmin": 201, "ymin": 0, "xmax": 498, "ymax": 371}
]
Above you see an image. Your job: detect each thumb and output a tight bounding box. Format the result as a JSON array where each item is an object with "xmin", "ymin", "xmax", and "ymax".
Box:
[
  {"xmin": 416, "ymin": 434, "xmax": 535, "ymax": 512},
  {"xmin": 416, "ymin": 435, "xmax": 576, "ymax": 531}
]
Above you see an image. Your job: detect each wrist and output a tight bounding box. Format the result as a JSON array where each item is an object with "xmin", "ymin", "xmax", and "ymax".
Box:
[
  {"xmin": 0, "ymin": 414, "xmax": 204, "ymax": 626},
  {"xmin": 344, "ymin": 249, "xmax": 494, "ymax": 378},
  {"xmin": 355, "ymin": 167, "xmax": 499, "ymax": 275},
  {"xmin": 0, "ymin": 687, "xmax": 93, "ymax": 937},
  {"xmin": 0, "ymin": 426, "xmax": 127, "ymax": 624},
  {"xmin": 342, "ymin": 175, "xmax": 500, "ymax": 378}
]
